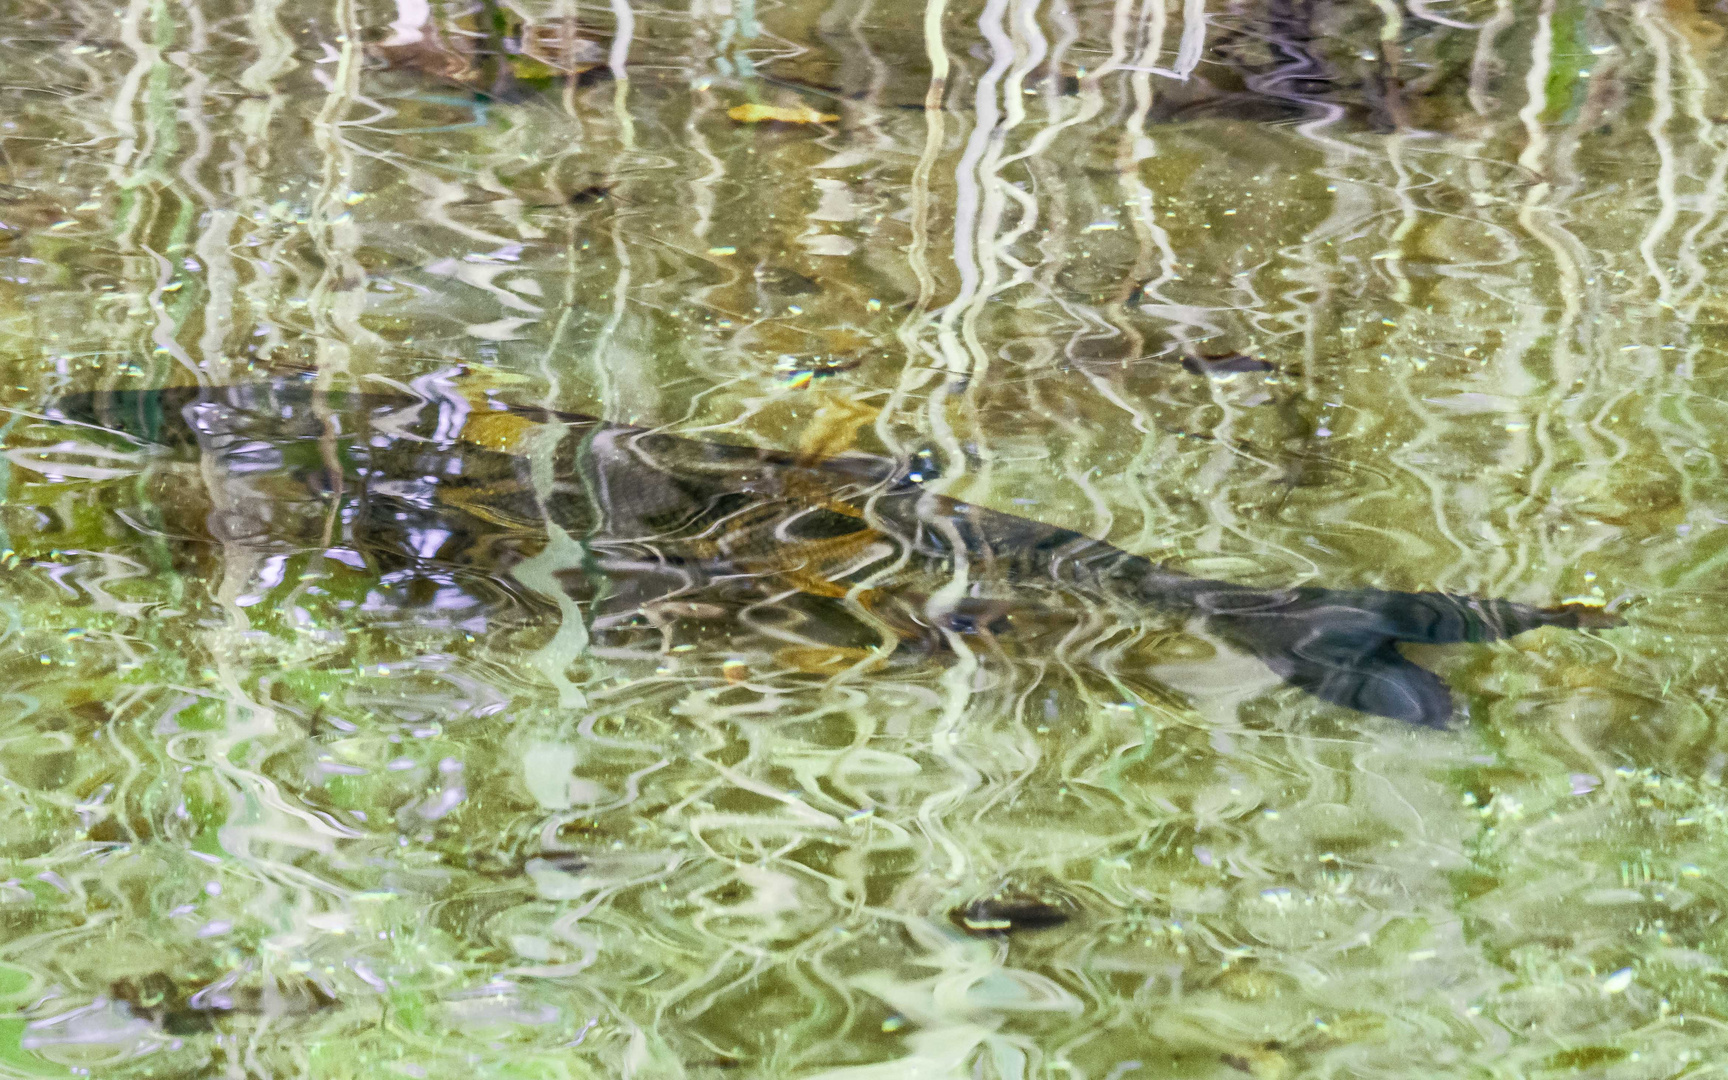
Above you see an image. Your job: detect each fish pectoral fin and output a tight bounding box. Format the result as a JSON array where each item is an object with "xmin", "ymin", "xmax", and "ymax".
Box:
[
  {"xmin": 1209, "ymin": 610, "xmax": 1456, "ymax": 727},
  {"xmin": 1276, "ymin": 641, "xmax": 1455, "ymax": 728}
]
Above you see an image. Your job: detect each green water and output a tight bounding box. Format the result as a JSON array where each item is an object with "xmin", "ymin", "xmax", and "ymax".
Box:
[{"xmin": 0, "ymin": 0, "xmax": 1725, "ymax": 1075}]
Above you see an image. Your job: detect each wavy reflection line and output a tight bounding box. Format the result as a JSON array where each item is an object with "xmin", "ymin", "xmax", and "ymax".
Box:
[
  {"xmin": 106, "ymin": 0, "xmax": 155, "ymax": 176},
  {"xmin": 914, "ymin": 0, "xmax": 1022, "ymax": 510},
  {"xmin": 1509, "ymin": 0, "xmax": 1612, "ymax": 596},
  {"xmin": 1672, "ymin": 99, "xmax": 1727, "ymax": 314},
  {"xmin": 1250, "ymin": 0, "xmax": 1357, "ymax": 158},
  {"xmin": 1407, "ymin": 0, "xmax": 1481, "ymax": 30},
  {"xmin": 1171, "ymin": 0, "xmax": 1205, "ymax": 78},
  {"xmin": 1123, "ymin": 0, "xmax": 1168, "ymax": 156},
  {"xmin": 931, "ymin": 0, "xmax": 1016, "ymax": 406},
  {"xmin": 874, "ymin": 0, "xmax": 960, "ymax": 517},
  {"xmin": 169, "ymin": 0, "xmax": 219, "ymax": 209},
  {"xmin": 1636, "ymin": 0, "xmax": 1679, "ymax": 307},
  {"xmin": 314, "ymin": 0, "xmax": 396, "ymax": 374},
  {"xmin": 956, "ymin": 0, "xmax": 1051, "ymax": 403},
  {"xmin": 195, "ymin": 209, "xmax": 240, "ymax": 383},
  {"xmin": 231, "ymin": 0, "xmax": 298, "ymax": 387},
  {"xmin": 994, "ymin": 0, "xmax": 1161, "ymax": 175},
  {"xmin": 1467, "ymin": 0, "xmax": 1516, "ymax": 117},
  {"xmin": 609, "ymin": 0, "xmax": 636, "ymax": 79}
]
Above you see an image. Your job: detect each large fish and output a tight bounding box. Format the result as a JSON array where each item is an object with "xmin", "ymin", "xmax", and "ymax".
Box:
[{"xmin": 45, "ymin": 378, "xmax": 1614, "ymax": 726}]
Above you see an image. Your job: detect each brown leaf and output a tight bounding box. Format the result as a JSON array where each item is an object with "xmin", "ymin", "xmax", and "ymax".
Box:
[
  {"xmin": 727, "ymin": 103, "xmax": 838, "ymax": 125},
  {"xmin": 519, "ymin": 19, "xmax": 608, "ymax": 74}
]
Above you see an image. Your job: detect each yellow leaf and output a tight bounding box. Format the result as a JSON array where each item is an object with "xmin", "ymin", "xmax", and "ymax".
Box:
[
  {"xmin": 458, "ymin": 410, "xmax": 546, "ymax": 456},
  {"xmin": 796, "ymin": 393, "xmax": 879, "ymax": 463},
  {"xmin": 775, "ymin": 645, "xmax": 877, "ymax": 673},
  {"xmin": 727, "ymin": 103, "xmax": 839, "ymax": 125}
]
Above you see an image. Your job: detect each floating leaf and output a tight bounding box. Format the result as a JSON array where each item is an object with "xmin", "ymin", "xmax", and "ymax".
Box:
[{"xmin": 727, "ymin": 103, "xmax": 838, "ymax": 125}]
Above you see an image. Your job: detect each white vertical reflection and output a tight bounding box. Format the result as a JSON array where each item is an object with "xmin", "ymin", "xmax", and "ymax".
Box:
[
  {"xmin": 609, "ymin": 0, "xmax": 636, "ymax": 78},
  {"xmin": 1635, "ymin": 0, "xmax": 1678, "ymax": 306},
  {"xmin": 1671, "ymin": 28, "xmax": 1728, "ymax": 316},
  {"xmin": 1172, "ymin": 0, "xmax": 1206, "ymax": 78},
  {"xmin": 107, "ymin": 0, "xmax": 154, "ymax": 176},
  {"xmin": 1467, "ymin": 0, "xmax": 1516, "ymax": 116}
]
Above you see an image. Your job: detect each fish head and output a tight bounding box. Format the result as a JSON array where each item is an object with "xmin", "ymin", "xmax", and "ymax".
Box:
[{"xmin": 44, "ymin": 385, "xmax": 213, "ymax": 449}]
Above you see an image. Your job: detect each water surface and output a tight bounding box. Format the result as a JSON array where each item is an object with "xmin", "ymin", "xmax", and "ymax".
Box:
[{"xmin": 0, "ymin": 0, "xmax": 1725, "ymax": 1076}]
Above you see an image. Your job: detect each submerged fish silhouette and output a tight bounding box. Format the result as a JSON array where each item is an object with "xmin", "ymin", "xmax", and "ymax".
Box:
[{"xmin": 47, "ymin": 379, "xmax": 1613, "ymax": 726}]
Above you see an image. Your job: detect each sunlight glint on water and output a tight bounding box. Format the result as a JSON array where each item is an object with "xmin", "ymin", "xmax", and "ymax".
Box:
[{"xmin": 0, "ymin": 0, "xmax": 1723, "ymax": 1075}]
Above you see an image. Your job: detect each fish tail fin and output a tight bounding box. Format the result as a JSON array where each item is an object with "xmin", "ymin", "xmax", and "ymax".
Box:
[{"xmin": 1200, "ymin": 588, "xmax": 1617, "ymax": 727}]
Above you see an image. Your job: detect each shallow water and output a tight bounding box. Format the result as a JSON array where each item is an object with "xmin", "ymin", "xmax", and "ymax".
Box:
[{"xmin": 0, "ymin": 0, "xmax": 1725, "ymax": 1075}]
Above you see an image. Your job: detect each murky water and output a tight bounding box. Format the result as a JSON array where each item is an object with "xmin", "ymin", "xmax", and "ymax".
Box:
[{"xmin": 0, "ymin": 0, "xmax": 1725, "ymax": 1075}]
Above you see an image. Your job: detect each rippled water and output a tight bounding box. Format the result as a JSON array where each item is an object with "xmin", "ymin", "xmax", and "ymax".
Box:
[{"xmin": 0, "ymin": 0, "xmax": 1725, "ymax": 1075}]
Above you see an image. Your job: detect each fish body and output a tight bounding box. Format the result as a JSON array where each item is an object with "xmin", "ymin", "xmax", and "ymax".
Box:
[{"xmin": 46, "ymin": 379, "xmax": 1611, "ymax": 726}]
